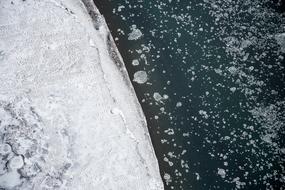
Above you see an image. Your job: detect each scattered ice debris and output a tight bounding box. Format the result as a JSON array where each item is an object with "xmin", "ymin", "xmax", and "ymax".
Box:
[
  {"xmin": 198, "ymin": 110, "xmax": 209, "ymax": 119},
  {"xmin": 176, "ymin": 102, "xmax": 182, "ymax": 107},
  {"xmin": 230, "ymin": 87, "xmax": 236, "ymax": 92},
  {"xmin": 217, "ymin": 168, "xmax": 226, "ymax": 178},
  {"xmin": 195, "ymin": 172, "xmax": 200, "ymax": 180},
  {"xmin": 133, "ymin": 71, "xmax": 148, "ymax": 84},
  {"xmin": 228, "ymin": 66, "xmax": 238, "ymax": 75},
  {"xmin": 275, "ymin": 33, "xmax": 285, "ymax": 53},
  {"xmin": 111, "ymin": 0, "xmax": 285, "ymax": 188},
  {"xmin": 163, "ymin": 156, "xmax": 173, "ymax": 166},
  {"xmin": 164, "ymin": 128, "xmax": 174, "ymax": 135},
  {"xmin": 131, "ymin": 59, "xmax": 139, "ymax": 66},
  {"xmin": 128, "ymin": 25, "xmax": 143, "ymax": 40},
  {"xmin": 163, "ymin": 94, "xmax": 169, "ymax": 99},
  {"xmin": 163, "ymin": 173, "xmax": 172, "ymax": 185},
  {"xmin": 232, "ymin": 177, "xmax": 246, "ymax": 189},
  {"xmin": 153, "ymin": 92, "xmax": 163, "ymax": 102},
  {"xmin": 117, "ymin": 5, "xmax": 125, "ymax": 12}
]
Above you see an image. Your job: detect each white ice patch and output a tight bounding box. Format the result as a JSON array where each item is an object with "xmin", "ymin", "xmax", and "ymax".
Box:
[
  {"xmin": 275, "ymin": 33, "xmax": 285, "ymax": 53},
  {"xmin": 199, "ymin": 110, "xmax": 209, "ymax": 119},
  {"xmin": 230, "ymin": 87, "xmax": 237, "ymax": 92},
  {"xmin": 153, "ymin": 92, "xmax": 163, "ymax": 102},
  {"xmin": 133, "ymin": 71, "xmax": 148, "ymax": 84},
  {"xmin": 195, "ymin": 172, "xmax": 200, "ymax": 180},
  {"xmin": 128, "ymin": 25, "xmax": 143, "ymax": 40},
  {"xmin": 163, "ymin": 173, "xmax": 172, "ymax": 185},
  {"xmin": 132, "ymin": 59, "xmax": 140, "ymax": 66},
  {"xmin": 176, "ymin": 102, "xmax": 182, "ymax": 107},
  {"xmin": 217, "ymin": 168, "xmax": 226, "ymax": 178}
]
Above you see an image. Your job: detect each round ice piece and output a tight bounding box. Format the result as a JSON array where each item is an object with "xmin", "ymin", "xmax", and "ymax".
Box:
[
  {"xmin": 8, "ymin": 156, "xmax": 24, "ymax": 170},
  {"xmin": 132, "ymin": 59, "xmax": 139, "ymax": 66},
  {"xmin": 133, "ymin": 71, "xmax": 148, "ymax": 84},
  {"xmin": 0, "ymin": 144, "xmax": 12, "ymax": 155}
]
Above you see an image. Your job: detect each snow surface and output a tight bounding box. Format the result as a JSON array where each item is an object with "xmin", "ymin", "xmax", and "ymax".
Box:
[{"xmin": 0, "ymin": 0, "xmax": 163, "ymax": 189}]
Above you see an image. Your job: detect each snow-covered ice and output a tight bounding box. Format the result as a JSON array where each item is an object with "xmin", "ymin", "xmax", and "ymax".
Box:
[{"xmin": 0, "ymin": 0, "xmax": 163, "ymax": 189}]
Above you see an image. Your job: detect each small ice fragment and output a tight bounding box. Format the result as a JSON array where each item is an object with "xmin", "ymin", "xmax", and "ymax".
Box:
[
  {"xmin": 228, "ymin": 66, "xmax": 237, "ymax": 74},
  {"xmin": 153, "ymin": 92, "xmax": 163, "ymax": 102},
  {"xmin": 128, "ymin": 25, "xmax": 143, "ymax": 40},
  {"xmin": 176, "ymin": 102, "xmax": 182, "ymax": 107},
  {"xmin": 132, "ymin": 59, "xmax": 139, "ymax": 66},
  {"xmin": 275, "ymin": 33, "xmax": 285, "ymax": 52},
  {"xmin": 163, "ymin": 173, "xmax": 172, "ymax": 185},
  {"xmin": 118, "ymin": 5, "xmax": 125, "ymax": 12},
  {"xmin": 249, "ymin": 66, "xmax": 254, "ymax": 71},
  {"xmin": 217, "ymin": 168, "xmax": 226, "ymax": 178},
  {"xmin": 230, "ymin": 87, "xmax": 236, "ymax": 92},
  {"xmin": 195, "ymin": 172, "xmax": 200, "ymax": 180},
  {"xmin": 133, "ymin": 71, "xmax": 148, "ymax": 84}
]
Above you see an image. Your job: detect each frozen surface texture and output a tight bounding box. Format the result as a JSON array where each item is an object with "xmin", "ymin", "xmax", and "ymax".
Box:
[{"xmin": 0, "ymin": 0, "xmax": 163, "ymax": 189}]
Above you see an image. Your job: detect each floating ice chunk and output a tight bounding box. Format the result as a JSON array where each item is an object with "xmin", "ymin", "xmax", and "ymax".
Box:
[
  {"xmin": 176, "ymin": 102, "xmax": 182, "ymax": 107},
  {"xmin": 164, "ymin": 128, "xmax": 174, "ymax": 135},
  {"xmin": 133, "ymin": 71, "xmax": 148, "ymax": 84},
  {"xmin": 128, "ymin": 25, "xmax": 143, "ymax": 40},
  {"xmin": 118, "ymin": 5, "xmax": 125, "ymax": 12},
  {"xmin": 230, "ymin": 87, "xmax": 236, "ymax": 92},
  {"xmin": 217, "ymin": 168, "xmax": 226, "ymax": 178},
  {"xmin": 163, "ymin": 173, "xmax": 172, "ymax": 185},
  {"xmin": 132, "ymin": 59, "xmax": 139, "ymax": 66},
  {"xmin": 199, "ymin": 110, "xmax": 208, "ymax": 119},
  {"xmin": 275, "ymin": 33, "xmax": 285, "ymax": 53},
  {"xmin": 8, "ymin": 156, "xmax": 24, "ymax": 170},
  {"xmin": 0, "ymin": 171, "xmax": 21, "ymax": 189},
  {"xmin": 228, "ymin": 66, "xmax": 238, "ymax": 75},
  {"xmin": 195, "ymin": 172, "xmax": 200, "ymax": 180},
  {"xmin": 153, "ymin": 92, "xmax": 163, "ymax": 102}
]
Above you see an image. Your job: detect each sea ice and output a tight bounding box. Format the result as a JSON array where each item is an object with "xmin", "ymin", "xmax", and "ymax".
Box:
[
  {"xmin": 128, "ymin": 25, "xmax": 143, "ymax": 40},
  {"xmin": 217, "ymin": 168, "xmax": 226, "ymax": 178},
  {"xmin": 133, "ymin": 71, "xmax": 148, "ymax": 84},
  {"xmin": 132, "ymin": 59, "xmax": 140, "ymax": 66}
]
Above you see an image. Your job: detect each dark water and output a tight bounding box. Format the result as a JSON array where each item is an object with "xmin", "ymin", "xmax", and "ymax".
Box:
[{"xmin": 94, "ymin": 0, "xmax": 285, "ymax": 189}]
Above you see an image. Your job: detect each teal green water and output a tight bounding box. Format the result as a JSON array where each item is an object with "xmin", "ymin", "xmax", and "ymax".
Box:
[{"xmin": 95, "ymin": 0, "xmax": 285, "ymax": 189}]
